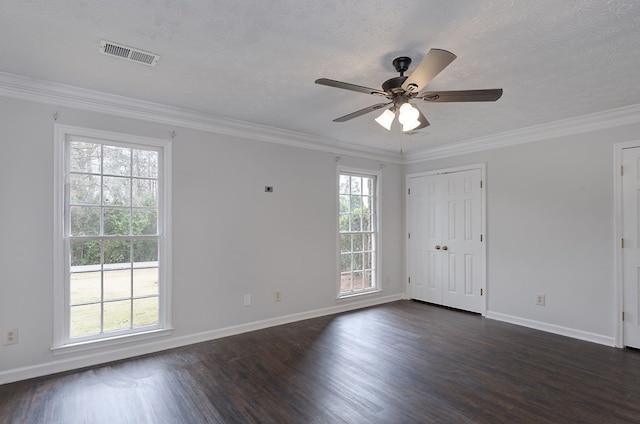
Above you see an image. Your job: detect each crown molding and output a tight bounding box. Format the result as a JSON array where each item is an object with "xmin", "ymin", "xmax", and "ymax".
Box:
[
  {"xmin": 3, "ymin": 70, "xmax": 639, "ymax": 166},
  {"xmin": 0, "ymin": 71, "xmax": 403, "ymax": 164},
  {"xmin": 404, "ymin": 103, "xmax": 640, "ymax": 163}
]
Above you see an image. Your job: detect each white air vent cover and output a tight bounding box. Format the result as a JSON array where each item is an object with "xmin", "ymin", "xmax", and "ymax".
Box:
[{"xmin": 99, "ymin": 40, "xmax": 160, "ymax": 67}]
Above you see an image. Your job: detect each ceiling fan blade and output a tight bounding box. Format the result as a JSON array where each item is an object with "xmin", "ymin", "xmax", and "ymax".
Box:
[
  {"xmin": 418, "ymin": 89, "xmax": 503, "ymax": 102},
  {"xmin": 333, "ymin": 102, "xmax": 392, "ymax": 122},
  {"xmin": 401, "ymin": 49, "xmax": 457, "ymax": 94},
  {"xmin": 315, "ymin": 78, "xmax": 388, "ymax": 97}
]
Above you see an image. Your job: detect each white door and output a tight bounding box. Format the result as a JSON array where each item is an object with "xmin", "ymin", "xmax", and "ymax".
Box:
[
  {"xmin": 408, "ymin": 168, "xmax": 484, "ymax": 313},
  {"xmin": 622, "ymin": 147, "xmax": 640, "ymax": 348}
]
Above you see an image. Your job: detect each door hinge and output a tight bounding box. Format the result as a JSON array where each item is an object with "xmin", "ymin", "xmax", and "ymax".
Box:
[
  {"xmin": 621, "ymin": 166, "xmax": 624, "ymax": 176},
  {"xmin": 622, "ymin": 238, "xmax": 625, "ymax": 249},
  {"xmin": 408, "ymin": 188, "xmax": 411, "ymax": 195},
  {"xmin": 480, "ymin": 234, "xmax": 484, "ymax": 242},
  {"xmin": 408, "ymin": 232, "xmax": 411, "ymax": 239},
  {"xmin": 622, "ymin": 311, "xmax": 625, "ymax": 321},
  {"xmin": 480, "ymin": 288, "xmax": 483, "ymax": 296},
  {"xmin": 480, "ymin": 180, "xmax": 483, "ymax": 189},
  {"xmin": 408, "ymin": 277, "xmax": 411, "ymax": 284}
]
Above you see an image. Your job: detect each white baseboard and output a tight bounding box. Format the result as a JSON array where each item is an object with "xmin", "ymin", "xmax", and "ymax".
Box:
[
  {"xmin": 0, "ymin": 293, "xmax": 403, "ymax": 385},
  {"xmin": 486, "ymin": 311, "xmax": 615, "ymax": 347}
]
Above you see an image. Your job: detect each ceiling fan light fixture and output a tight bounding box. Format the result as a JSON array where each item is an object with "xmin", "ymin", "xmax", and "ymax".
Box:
[
  {"xmin": 402, "ymin": 120, "xmax": 421, "ymax": 132},
  {"xmin": 375, "ymin": 109, "xmax": 395, "ymax": 130},
  {"xmin": 398, "ymin": 103, "xmax": 420, "ymax": 131}
]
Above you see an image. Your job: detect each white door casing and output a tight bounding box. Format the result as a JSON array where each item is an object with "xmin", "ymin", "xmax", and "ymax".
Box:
[
  {"xmin": 407, "ymin": 165, "xmax": 486, "ymax": 314},
  {"xmin": 621, "ymin": 146, "xmax": 640, "ymax": 348}
]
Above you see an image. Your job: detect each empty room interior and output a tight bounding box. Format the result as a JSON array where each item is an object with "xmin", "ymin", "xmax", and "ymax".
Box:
[{"xmin": 2, "ymin": 1, "xmax": 640, "ymax": 423}]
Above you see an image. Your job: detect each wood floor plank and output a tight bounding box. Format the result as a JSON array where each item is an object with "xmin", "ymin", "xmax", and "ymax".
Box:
[{"xmin": 2, "ymin": 300, "xmax": 640, "ymax": 423}]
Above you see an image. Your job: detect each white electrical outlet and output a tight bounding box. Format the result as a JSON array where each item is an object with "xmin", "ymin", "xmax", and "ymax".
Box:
[
  {"xmin": 4, "ymin": 328, "xmax": 19, "ymax": 345},
  {"xmin": 536, "ymin": 294, "xmax": 546, "ymax": 306},
  {"xmin": 243, "ymin": 294, "xmax": 251, "ymax": 307},
  {"xmin": 275, "ymin": 291, "xmax": 282, "ymax": 302}
]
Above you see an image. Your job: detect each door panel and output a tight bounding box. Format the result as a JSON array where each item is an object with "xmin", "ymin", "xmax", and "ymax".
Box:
[
  {"xmin": 408, "ymin": 168, "xmax": 484, "ymax": 313},
  {"xmin": 622, "ymin": 147, "xmax": 640, "ymax": 348}
]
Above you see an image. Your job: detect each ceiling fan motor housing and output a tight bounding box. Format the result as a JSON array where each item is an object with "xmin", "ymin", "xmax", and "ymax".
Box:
[{"xmin": 382, "ymin": 76, "xmax": 408, "ymax": 95}]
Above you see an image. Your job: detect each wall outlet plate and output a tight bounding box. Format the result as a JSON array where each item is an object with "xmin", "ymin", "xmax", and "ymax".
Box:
[
  {"xmin": 536, "ymin": 294, "xmax": 546, "ymax": 306},
  {"xmin": 4, "ymin": 328, "xmax": 19, "ymax": 345}
]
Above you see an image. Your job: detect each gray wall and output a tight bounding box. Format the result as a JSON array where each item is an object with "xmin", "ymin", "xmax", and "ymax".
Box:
[
  {"xmin": 0, "ymin": 96, "xmax": 404, "ymax": 381},
  {"xmin": 406, "ymin": 122, "xmax": 640, "ymax": 342}
]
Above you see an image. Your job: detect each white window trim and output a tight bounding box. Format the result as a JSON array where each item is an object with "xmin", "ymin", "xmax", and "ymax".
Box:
[
  {"xmin": 53, "ymin": 124, "xmax": 173, "ymax": 353},
  {"xmin": 336, "ymin": 166, "xmax": 382, "ymax": 299}
]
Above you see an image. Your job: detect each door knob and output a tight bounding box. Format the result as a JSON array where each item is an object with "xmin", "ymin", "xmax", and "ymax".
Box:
[
  {"xmin": 435, "ymin": 245, "xmax": 441, "ymax": 250},
  {"xmin": 442, "ymin": 246, "xmax": 448, "ymax": 250}
]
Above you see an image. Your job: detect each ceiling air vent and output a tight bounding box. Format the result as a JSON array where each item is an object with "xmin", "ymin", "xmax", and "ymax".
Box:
[{"xmin": 99, "ymin": 40, "xmax": 160, "ymax": 67}]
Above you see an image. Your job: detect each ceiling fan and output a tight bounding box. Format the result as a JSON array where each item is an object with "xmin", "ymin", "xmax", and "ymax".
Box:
[{"xmin": 315, "ymin": 49, "xmax": 503, "ymax": 132}]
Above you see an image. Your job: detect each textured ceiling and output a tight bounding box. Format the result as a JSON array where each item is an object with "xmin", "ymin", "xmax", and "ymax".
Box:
[{"xmin": 1, "ymin": 1, "xmax": 640, "ymax": 155}]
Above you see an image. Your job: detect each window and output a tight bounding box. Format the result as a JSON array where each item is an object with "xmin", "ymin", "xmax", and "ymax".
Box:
[
  {"xmin": 338, "ymin": 170, "xmax": 379, "ymax": 296},
  {"xmin": 54, "ymin": 125, "xmax": 171, "ymax": 349}
]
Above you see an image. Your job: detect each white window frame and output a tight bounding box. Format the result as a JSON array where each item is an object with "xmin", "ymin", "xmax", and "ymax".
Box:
[
  {"xmin": 53, "ymin": 124, "xmax": 172, "ymax": 353},
  {"xmin": 337, "ymin": 167, "xmax": 381, "ymax": 298}
]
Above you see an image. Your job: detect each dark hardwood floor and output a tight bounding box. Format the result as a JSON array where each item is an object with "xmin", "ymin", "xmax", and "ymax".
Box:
[{"xmin": 2, "ymin": 300, "xmax": 640, "ymax": 423}]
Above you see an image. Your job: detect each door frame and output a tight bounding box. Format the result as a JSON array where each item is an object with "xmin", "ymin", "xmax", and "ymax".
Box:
[
  {"xmin": 613, "ymin": 141, "xmax": 640, "ymax": 348},
  {"xmin": 405, "ymin": 163, "xmax": 487, "ymax": 315}
]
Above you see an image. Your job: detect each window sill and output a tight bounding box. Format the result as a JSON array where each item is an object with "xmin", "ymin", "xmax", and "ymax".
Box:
[
  {"xmin": 51, "ymin": 328, "xmax": 173, "ymax": 356},
  {"xmin": 336, "ymin": 289, "xmax": 383, "ymax": 301}
]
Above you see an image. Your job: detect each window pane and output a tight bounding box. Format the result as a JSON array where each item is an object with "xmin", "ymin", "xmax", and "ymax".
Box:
[
  {"xmin": 340, "ymin": 254, "xmax": 351, "ymax": 273},
  {"xmin": 364, "ymin": 271, "xmax": 373, "ymax": 288},
  {"xmin": 340, "ymin": 273, "xmax": 352, "ymax": 293},
  {"xmin": 70, "ymin": 142, "xmax": 101, "ymax": 174},
  {"xmin": 70, "ymin": 239, "xmax": 100, "ymax": 267},
  {"xmin": 70, "ymin": 206, "xmax": 100, "ymax": 236},
  {"xmin": 103, "ymin": 145, "xmax": 131, "ymax": 176},
  {"xmin": 132, "ymin": 149, "xmax": 158, "ymax": 178},
  {"xmin": 104, "ymin": 207, "xmax": 131, "ymax": 235},
  {"xmin": 103, "ymin": 300, "xmax": 131, "ymax": 332},
  {"xmin": 104, "ymin": 239, "xmax": 131, "ymax": 265},
  {"xmin": 362, "ymin": 195, "xmax": 370, "ymax": 211},
  {"xmin": 132, "ymin": 179, "xmax": 158, "ymax": 207},
  {"xmin": 362, "ymin": 213, "xmax": 371, "ymax": 232},
  {"xmin": 70, "ymin": 271, "xmax": 101, "ymax": 305},
  {"xmin": 351, "ymin": 177, "xmax": 361, "ymax": 194},
  {"xmin": 353, "ymin": 272, "xmax": 364, "ymax": 290},
  {"xmin": 353, "ymin": 234, "xmax": 363, "ymax": 252},
  {"xmin": 70, "ymin": 174, "xmax": 101, "ymax": 205},
  {"xmin": 133, "ymin": 239, "xmax": 158, "ymax": 263},
  {"xmin": 133, "ymin": 297, "xmax": 158, "ymax": 327},
  {"xmin": 132, "ymin": 209, "xmax": 158, "ymax": 235},
  {"xmin": 103, "ymin": 176, "xmax": 130, "ymax": 206},
  {"xmin": 339, "ymin": 214, "xmax": 350, "ymax": 232},
  {"xmin": 340, "ymin": 234, "xmax": 351, "ymax": 253},
  {"xmin": 339, "ymin": 175, "xmax": 350, "ymax": 194},
  {"xmin": 354, "ymin": 253, "xmax": 363, "ymax": 271},
  {"xmin": 362, "ymin": 178, "xmax": 372, "ymax": 196},
  {"xmin": 104, "ymin": 269, "xmax": 131, "ymax": 301},
  {"xmin": 363, "ymin": 233, "xmax": 372, "ymax": 251},
  {"xmin": 133, "ymin": 268, "xmax": 158, "ymax": 297},
  {"xmin": 339, "ymin": 195, "xmax": 350, "ymax": 213},
  {"xmin": 364, "ymin": 252, "xmax": 372, "ymax": 270},
  {"xmin": 70, "ymin": 303, "xmax": 101, "ymax": 338},
  {"xmin": 350, "ymin": 215, "xmax": 361, "ymax": 232},
  {"xmin": 350, "ymin": 195, "xmax": 362, "ymax": 211}
]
